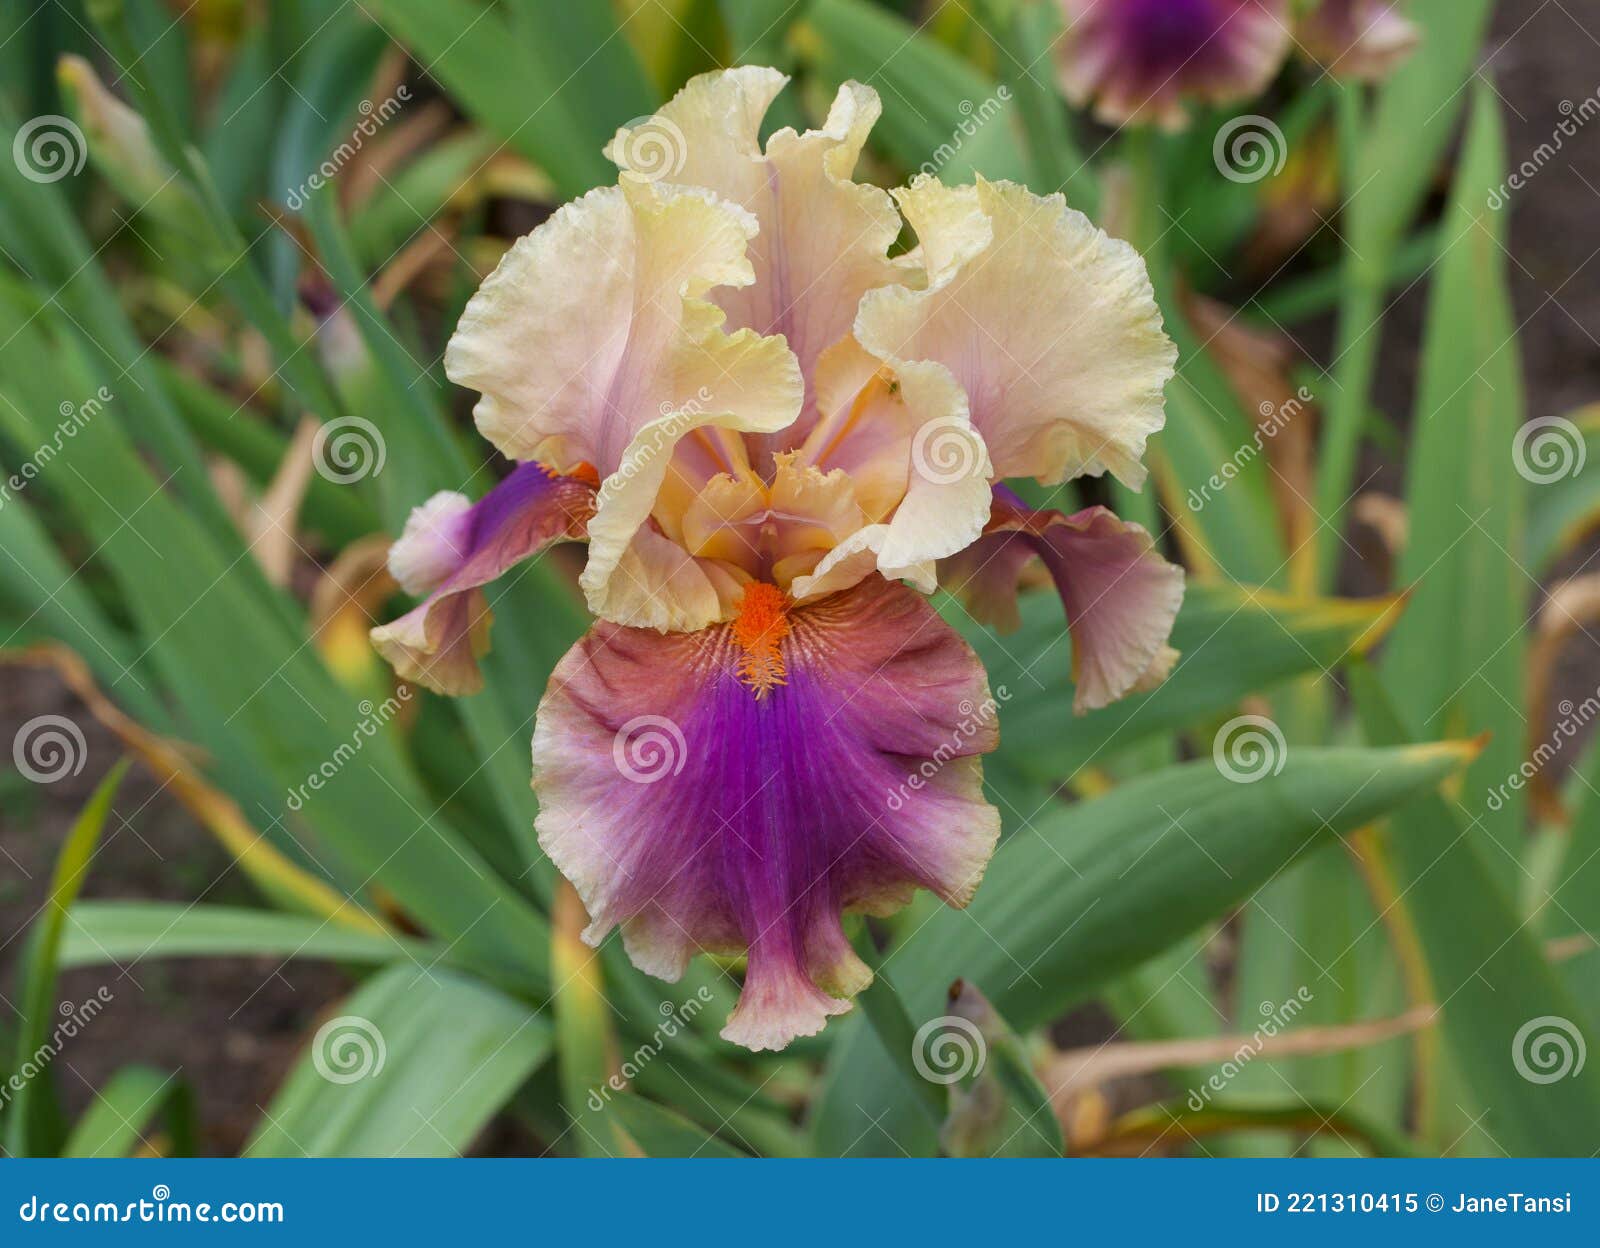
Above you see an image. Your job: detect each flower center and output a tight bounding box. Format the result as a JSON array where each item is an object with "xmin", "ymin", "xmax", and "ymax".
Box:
[{"xmin": 732, "ymin": 582, "xmax": 791, "ymax": 698}]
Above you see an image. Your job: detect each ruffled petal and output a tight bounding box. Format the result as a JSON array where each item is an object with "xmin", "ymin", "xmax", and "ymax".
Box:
[
  {"xmin": 579, "ymin": 304, "xmax": 803, "ymax": 631},
  {"xmin": 370, "ymin": 463, "xmax": 596, "ymax": 695},
  {"xmin": 942, "ymin": 488, "xmax": 1183, "ymax": 712},
  {"xmin": 798, "ymin": 336, "xmax": 992, "ymax": 582},
  {"xmin": 532, "ymin": 576, "xmax": 1001, "ymax": 1051},
  {"xmin": 442, "ymin": 177, "xmax": 802, "ymax": 632},
  {"xmin": 856, "ymin": 177, "xmax": 1175, "ymax": 490},
  {"xmin": 609, "ymin": 69, "xmax": 904, "ymax": 439},
  {"xmin": 1298, "ymin": 0, "xmax": 1419, "ymax": 81},
  {"xmin": 1057, "ymin": 0, "xmax": 1292, "ymax": 129}
]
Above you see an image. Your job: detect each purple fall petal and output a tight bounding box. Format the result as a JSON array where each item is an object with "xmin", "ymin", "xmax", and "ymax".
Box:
[
  {"xmin": 532, "ymin": 576, "xmax": 1001, "ymax": 1051},
  {"xmin": 370, "ymin": 462, "xmax": 596, "ymax": 695},
  {"xmin": 1058, "ymin": 0, "xmax": 1293, "ymax": 128}
]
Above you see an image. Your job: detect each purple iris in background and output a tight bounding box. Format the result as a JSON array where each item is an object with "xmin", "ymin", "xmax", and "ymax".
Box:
[{"xmin": 1057, "ymin": 0, "xmax": 1293, "ymax": 129}]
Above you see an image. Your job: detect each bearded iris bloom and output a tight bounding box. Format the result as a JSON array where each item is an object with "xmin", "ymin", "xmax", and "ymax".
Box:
[
  {"xmin": 1057, "ymin": 0, "xmax": 1293, "ymax": 129},
  {"xmin": 1297, "ymin": 0, "xmax": 1419, "ymax": 81},
  {"xmin": 371, "ymin": 67, "xmax": 1182, "ymax": 1051}
]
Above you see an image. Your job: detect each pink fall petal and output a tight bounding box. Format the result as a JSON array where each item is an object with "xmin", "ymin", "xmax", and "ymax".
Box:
[{"xmin": 943, "ymin": 488, "xmax": 1184, "ymax": 713}]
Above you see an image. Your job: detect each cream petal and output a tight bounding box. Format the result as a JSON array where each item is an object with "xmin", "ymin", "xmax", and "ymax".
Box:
[
  {"xmin": 609, "ymin": 69, "xmax": 903, "ymax": 437},
  {"xmin": 789, "ymin": 525, "xmax": 936, "ymax": 603},
  {"xmin": 800, "ymin": 336, "xmax": 992, "ymax": 584},
  {"xmin": 856, "ymin": 176, "xmax": 1176, "ymax": 490},
  {"xmin": 597, "ymin": 524, "xmax": 740, "ymax": 634},
  {"xmin": 444, "ymin": 177, "xmax": 790, "ymax": 472},
  {"xmin": 579, "ymin": 309, "xmax": 802, "ymax": 630}
]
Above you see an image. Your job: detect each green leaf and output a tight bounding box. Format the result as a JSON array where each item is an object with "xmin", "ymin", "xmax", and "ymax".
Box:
[
  {"xmin": 362, "ymin": 0, "xmax": 616, "ymax": 197},
  {"xmin": 63, "ymin": 1066, "xmax": 196, "ymax": 1159},
  {"xmin": 1382, "ymin": 82, "xmax": 1526, "ymax": 858},
  {"xmin": 58, "ymin": 903, "xmax": 435, "ymax": 970},
  {"xmin": 5, "ymin": 762, "xmax": 129, "ymax": 1157},
  {"xmin": 1315, "ymin": 0, "xmax": 1497, "ymax": 580},
  {"xmin": 799, "ymin": 0, "xmax": 1028, "ymax": 182},
  {"xmin": 1352, "ymin": 666, "xmax": 1600, "ymax": 1156},
  {"xmin": 601, "ymin": 1093, "xmax": 748, "ymax": 1158},
  {"xmin": 246, "ymin": 964, "xmax": 551, "ymax": 1157},
  {"xmin": 960, "ymin": 583, "xmax": 1405, "ymax": 787},
  {"xmin": 812, "ymin": 743, "xmax": 1476, "ymax": 1156}
]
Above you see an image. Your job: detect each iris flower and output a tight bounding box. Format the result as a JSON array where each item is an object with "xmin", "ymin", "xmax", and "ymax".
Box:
[
  {"xmin": 1296, "ymin": 1, "xmax": 1419, "ymax": 81},
  {"xmin": 371, "ymin": 68, "xmax": 1182, "ymax": 1051},
  {"xmin": 1057, "ymin": 0, "xmax": 1293, "ymax": 129}
]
